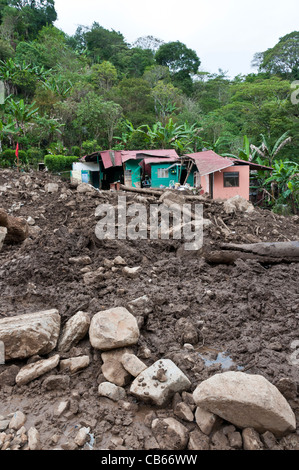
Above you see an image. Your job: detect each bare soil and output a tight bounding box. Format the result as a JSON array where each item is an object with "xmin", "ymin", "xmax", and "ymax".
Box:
[{"xmin": 0, "ymin": 169, "xmax": 298, "ymax": 451}]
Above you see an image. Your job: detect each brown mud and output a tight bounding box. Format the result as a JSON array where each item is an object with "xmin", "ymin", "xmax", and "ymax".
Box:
[{"xmin": 0, "ymin": 169, "xmax": 298, "ymax": 450}]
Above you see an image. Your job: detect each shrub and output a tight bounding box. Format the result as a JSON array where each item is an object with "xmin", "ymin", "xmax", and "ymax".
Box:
[
  {"xmin": 81, "ymin": 140, "xmax": 101, "ymax": 155},
  {"xmin": 27, "ymin": 148, "xmax": 44, "ymax": 168},
  {"xmin": 44, "ymin": 155, "xmax": 79, "ymax": 173},
  {"xmin": 71, "ymin": 146, "xmax": 81, "ymax": 157},
  {"xmin": 0, "ymin": 149, "xmax": 28, "ymax": 167}
]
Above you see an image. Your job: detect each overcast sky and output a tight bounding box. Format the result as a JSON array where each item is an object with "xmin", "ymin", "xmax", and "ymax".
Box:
[{"xmin": 54, "ymin": 0, "xmax": 298, "ymax": 78}]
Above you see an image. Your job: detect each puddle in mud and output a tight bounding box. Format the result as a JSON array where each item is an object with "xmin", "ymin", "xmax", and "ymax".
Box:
[{"xmin": 197, "ymin": 348, "xmax": 244, "ymax": 371}]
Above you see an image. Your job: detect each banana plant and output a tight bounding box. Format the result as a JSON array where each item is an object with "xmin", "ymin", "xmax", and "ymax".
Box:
[
  {"xmin": 42, "ymin": 76, "xmax": 73, "ymax": 99},
  {"xmin": 265, "ymin": 160, "xmax": 299, "ymax": 212},
  {"xmin": 8, "ymin": 99, "xmax": 39, "ymax": 135},
  {"xmin": 222, "ymin": 135, "xmax": 256, "ymax": 161},
  {"xmin": 0, "ymin": 119, "xmax": 17, "ymax": 153},
  {"xmin": 250, "ymin": 132, "xmax": 292, "ymax": 167}
]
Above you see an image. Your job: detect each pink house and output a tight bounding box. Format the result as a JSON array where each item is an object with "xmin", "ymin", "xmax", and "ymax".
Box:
[{"xmin": 186, "ymin": 151, "xmax": 272, "ymax": 201}]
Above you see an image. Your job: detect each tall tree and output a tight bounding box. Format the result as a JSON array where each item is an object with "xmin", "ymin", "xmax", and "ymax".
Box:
[
  {"xmin": 155, "ymin": 41, "xmax": 200, "ymax": 95},
  {"xmin": 253, "ymin": 32, "xmax": 299, "ymax": 80}
]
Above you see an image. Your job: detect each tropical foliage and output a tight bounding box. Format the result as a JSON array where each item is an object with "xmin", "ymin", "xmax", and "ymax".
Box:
[{"xmin": 0, "ymin": 1, "xmax": 297, "ymax": 212}]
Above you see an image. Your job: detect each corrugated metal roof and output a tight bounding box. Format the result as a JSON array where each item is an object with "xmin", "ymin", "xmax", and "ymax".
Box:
[
  {"xmin": 143, "ymin": 157, "xmax": 180, "ymax": 165},
  {"xmin": 121, "ymin": 149, "xmax": 179, "ymax": 163},
  {"xmin": 228, "ymin": 157, "xmax": 273, "ymax": 171},
  {"xmin": 186, "ymin": 151, "xmax": 233, "ymax": 176},
  {"xmin": 83, "ymin": 149, "xmax": 180, "ymax": 168}
]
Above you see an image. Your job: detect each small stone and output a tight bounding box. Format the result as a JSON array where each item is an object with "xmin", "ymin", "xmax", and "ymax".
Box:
[
  {"xmin": 152, "ymin": 418, "xmax": 189, "ymax": 451},
  {"xmin": 228, "ymin": 431, "xmax": 243, "ymax": 449},
  {"xmin": 60, "ymin": 356, "xmax": 90, "ymax": 374},
  {"xmin": 195, "ymin": 407, "xmax": 220, "ymax": 436},
  {"xmin": 57, "ymin": 311, "xmax": 90, "ymax": 353},
  {"xmin": 113, "ymin": 256, "xmax": 126, "ymax": 265},
  {"xmin": 69, "ymin": 256, "xmax": 92, "ymax": 265},
  {"xmin": 45, "ymin": 183, "xmax": 59, "ymax": 193},
  {"xmin": 0, "ymin": 365, "xmax": 20, "ymax": 386},
  {"xmin": 9, "ymin": 411, "xmax": 26, "ymax": 431},
  {"xmin": 210, "ymin": 430, "xmax": 230, "ymax": 450},
  {"xmin": 98, "ymin": 382, "xmax": 126, "ymax": 402},
  {"xmin": 42, "ymin": 374, "xmax": 70, "ymax": 391},
  {"xmin": 75, "ymin": 427, "xmax": 90, "ymax": 447},
  {"xmin": 174, "ymin": 402, "xmax": 194, "ymax": 422},
  {"xmin": 261, "ymin": 430, "xmax": 278, "ymax": 449},
  {"xmin": 101, "ymin": 348, "xmax": 132, "ymax": 387},
  {"xmin": 54, "ymin": 401, "xmax": 70, "ymax": 418},
  {"xmin": 242, "ymin": 428, "xmax": 263, "ymax": 450},
  {"xmin": 130, "ymin": 359, "xmax": 191, "ymax": 406},
  {"xmin": 121, "ymin": 353, "xmax": 147, "ymax": 377},
  {"xmin": 90, "ymin": 307, "xmax": 140, "ymax": 351},
  {"xmin": 28, "ymin": 427, "xmax": 41, "ymax": 450},
  {"xmin": 188, "ymin": 429, "xmax": 210, "ymax": 450},
  {"xmin": 0, "ymin": 420, "xmax": 10, "ymax": 431},
  {"xmin": 123, "ymin": 266, "xmax": 141, "ymax": 278}
]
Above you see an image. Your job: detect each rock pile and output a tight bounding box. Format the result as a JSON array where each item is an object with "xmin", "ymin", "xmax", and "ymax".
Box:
[
  {"xmin": 0, "ymin": 208, "xmax": 29, "ymax": 246},
  {"xmin": 0, "ymin": 303, "xmax": 297, "ymax": 451}
]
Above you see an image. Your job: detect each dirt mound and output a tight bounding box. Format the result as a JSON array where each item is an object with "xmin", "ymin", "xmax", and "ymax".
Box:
[{"xmin": 0, "ymin": 169, "xmax": 298, "ymax": 451}]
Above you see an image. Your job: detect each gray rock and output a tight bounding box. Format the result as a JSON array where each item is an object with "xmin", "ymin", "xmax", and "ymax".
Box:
[
  {"xmin": 188, "ymin": 429, "xmax": 210, "ymax": 450},
  {"xmin": 89, "ymin": 307, "xmax": 140, "ymax": 351},
  {"xmin": 0, "ymin": 310, "xmax": 61, "ymax": 361},
  {"xmin": 28, "ymin": 427, "xmax": 41, "ymax": 450},
  {"xmin": 45, "ymin": 183, "xmax": 59, "ymax": 193},
  {"xmin": 130, "ymin": 359, "xmax": 191, "ymax": 406},
  {"xmin": 9, "ymin": 411, "xmax": 26, "ymax": 431},
  {"xmin": 101, "ymin": 348, "xmax": 132, "ymax": 387},
  {"xmin": 152, "ymin": 418, "xmax": 189, "ymax": 450},
  {"xmin": 195, "ymin": 406, "xmax": 221, "ymax": 435},
  {"xmin": 57, "ymin": 311, "xmax": 90, "ymax": 353},
  {"xmin": 16, "ymin": 355, "xmax": 60, "ymax": 386},
  {"xmin": 193, "ymin": 371, "xmax": 296, "ymax": 436},
  {"xmin": 174, "ymin": 402, "xmax": 194, "ymax": 422},
  {"xmin": 121, "ymin": 353, "xmax": 147, "ymax": 377},
  {"xmin": 98, "ymin": 382, "xmax": 126, "ymax": 402},
  {"xmin": 0, "ymin": 227, "xmax": 7, "ymax": 251},
  {"xmin": 60, "ymin": 356, "xmax": 90, "ymax": 374},
  {"xmin": 43, "ymin": 374, "xmax": 70, "ymax": 391},
  {"xmin": 242, "ymin": 428, "xmax": 263, "ymax": 450}
]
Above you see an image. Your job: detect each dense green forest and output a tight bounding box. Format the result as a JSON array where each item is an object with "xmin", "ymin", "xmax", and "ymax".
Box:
[{"xmin": 0, "ymin": 1, "xmax": 298, "ymax": 210}]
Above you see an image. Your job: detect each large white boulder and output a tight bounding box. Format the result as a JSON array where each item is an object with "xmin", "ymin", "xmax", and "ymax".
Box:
[
  {"xmin": 223, "ymin": 195, "xmax": 254, "ymax": 214},
  {"xmin": 89, "ymin": 307, "xmax": 140, "ymax": 351},
  {"xmin": 0, "ymin": 227, "xmax": 7, "ymax": 251},
  {"xmin": 193, "ymin": 372, "xmax": 296, "ymax": 436},
  {"xmin": 0, "ymin": 310, "xmax": 61, "ymax": 361},
  {"xmin": 130, "ymin": 359, "xmax": 191, "ymax": 406}
]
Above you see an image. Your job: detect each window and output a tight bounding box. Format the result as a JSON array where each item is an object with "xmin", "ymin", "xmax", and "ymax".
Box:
[
  {"xmin": 223, "ymin": 172, "xmax": 239, "ymax": 187},
  {"xmin": 157, "ymin": 168, "xmax": 169, "ymax": 179}
]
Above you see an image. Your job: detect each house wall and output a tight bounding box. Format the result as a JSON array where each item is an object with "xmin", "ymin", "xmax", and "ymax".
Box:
[
  {"xmin": 151, "ymin": 163, "xmax": 180, "ymax": 188},
  {"xmin": 124, "ymin": 160, "xmax": 142, "ymax": 188},
  {"xmin": 198, "ymin": 166, "xmax": 250, "ymax": 200},
  {"xmin": 214, "ymin": 166, "xmax": 250, "ymax": 200}
]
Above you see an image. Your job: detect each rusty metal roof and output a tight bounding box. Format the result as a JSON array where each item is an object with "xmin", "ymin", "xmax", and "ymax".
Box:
[
  {"xmin": 121, "ymin": 149, "xmax": 179, "ymax": 163},
  {"xmin": 228, "ymin": 157, "xmax": 273, "ymax": 171},
  {"xmin": 83, "ymin": 149, "xmax": 180, "ymax": 168},
  {"xmin": 186, "ymin": 151, "xmax": 234, "ymax": 176}
]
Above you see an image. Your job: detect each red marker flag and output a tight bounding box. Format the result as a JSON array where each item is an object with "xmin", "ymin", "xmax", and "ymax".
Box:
[{"xmin": 15, "ymin": 143, "xmax": 19, "ymax": 170}]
